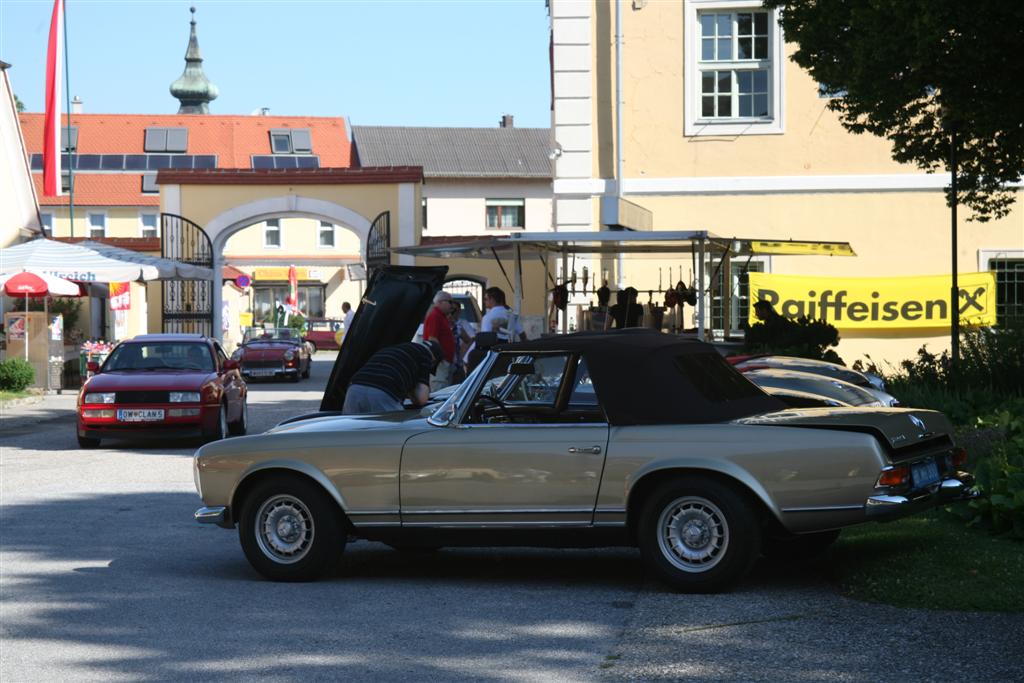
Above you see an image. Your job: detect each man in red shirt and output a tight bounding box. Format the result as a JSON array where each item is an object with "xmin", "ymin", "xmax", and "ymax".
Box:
[{"xmin": 422, "ymin": 290, "xmax": 456, "ymax": 391}]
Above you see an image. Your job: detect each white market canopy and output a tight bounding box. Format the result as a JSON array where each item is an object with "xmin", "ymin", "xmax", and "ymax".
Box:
[
  {"xmin": 0, "ymin": 238, "xmax": 213, "ymax": 283},
  {"xmin": 393, "ymin": 231, "xmax": 856, "ymax": 340}
]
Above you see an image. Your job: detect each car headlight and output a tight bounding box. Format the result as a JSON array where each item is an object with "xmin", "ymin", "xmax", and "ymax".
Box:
[
  {"xmin": 231, "ymin": 350, "xmax": 242, "ymax": 361},
  {"xmin": 169, "ymin": 391, "xmax": 201, "ymax": 403},
  {"xmin": 283, "ymin": 350, "xmax": 295, "ymax": 361},
  {"xmin": 84, "ymin": 392, "xmax": 116, "ymax": 404}
]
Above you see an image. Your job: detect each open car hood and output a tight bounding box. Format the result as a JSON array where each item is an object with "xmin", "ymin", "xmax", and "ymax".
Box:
[{"xmin": 320, "ymin": 265, "xmax": 448, "ymax": 411}]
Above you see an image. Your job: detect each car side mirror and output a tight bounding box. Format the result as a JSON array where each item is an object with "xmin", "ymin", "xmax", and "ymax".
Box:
[
  {"xmin": 223, "ymin": 359, "xmax": 240, "ymax": 371},
  {"xmin": 87, "ymin": 361, "xmax": 100, "ymax": 373}
]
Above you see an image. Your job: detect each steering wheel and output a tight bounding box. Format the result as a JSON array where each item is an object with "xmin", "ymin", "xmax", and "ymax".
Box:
[{"xmin": 476, "ymin": 394, "xmax": 513, "ymax": 421}]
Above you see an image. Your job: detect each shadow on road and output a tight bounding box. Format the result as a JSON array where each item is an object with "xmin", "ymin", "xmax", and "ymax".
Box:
[{"xmin": 1, "ymin": 492, "xmax": 642, "ymax": 681}]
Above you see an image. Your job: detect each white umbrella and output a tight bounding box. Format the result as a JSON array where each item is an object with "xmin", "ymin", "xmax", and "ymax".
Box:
[{"xmin": 0, "ymin": 238, "xmax": 159, "ymax": 282}]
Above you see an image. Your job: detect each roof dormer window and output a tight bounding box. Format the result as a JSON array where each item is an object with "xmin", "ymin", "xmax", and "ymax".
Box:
[
  {"xmin": 269, "ymin": 128, "xmax": 312, "ymax": 154},
  {"xmin": 144, "ymin": 127, "xmax": 189, "ymax": 153}
]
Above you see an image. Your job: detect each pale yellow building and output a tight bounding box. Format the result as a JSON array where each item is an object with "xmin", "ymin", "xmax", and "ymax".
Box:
[{"xmin": 549, "ymin": 0, "xmax": 1023, "ymax": 365}]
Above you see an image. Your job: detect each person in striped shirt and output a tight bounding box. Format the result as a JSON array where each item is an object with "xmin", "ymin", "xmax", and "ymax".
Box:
[{"xmin": 342, "ymin": 340, "xmax": 443, "ymax": 415}]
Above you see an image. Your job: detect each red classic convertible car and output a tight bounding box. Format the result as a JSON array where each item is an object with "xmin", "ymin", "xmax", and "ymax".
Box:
[
  {"xmin": 233, "ymin": 327, "xmax": 312, "ymax": 381},
  {"xmin": 77, "ymin": 334, "xmax": 247, "ymax": 448}
]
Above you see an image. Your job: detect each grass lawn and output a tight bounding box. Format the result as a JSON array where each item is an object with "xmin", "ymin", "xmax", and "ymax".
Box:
[
  {"xmin": 828, "ymin": 510, "xmax": 1024, "ymax": 612},
  {"xmin": 0, "ymin": 389, "xmax": 32, "ymax": 403}
]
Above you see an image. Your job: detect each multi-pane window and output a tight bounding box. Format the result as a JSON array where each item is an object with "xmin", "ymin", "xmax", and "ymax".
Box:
[
  {"xmin": 87, "ymin": 212, "xmax": 106, "ymax": 239},
  {"xmin": 253, "ymin": 285, "xmax": 325, "ymax": 321},
  {"xmin": 264, "ymin": 219, "xmax": 281, "ymax": 248},
  {"xmin": 140, "ymin": 212, "xmax": 159, "ymax": 238},
  {"xmin": 318, "ymin": 221, "xmax": 335, "ymax": 248},
  {"xmin": 269, "ymin": 129, "xmax": 312, "ymax": 154},
  {"xmin": 699, "ymin": 11, "xmax": 771, "ymax": 120},
  {"xmin": 144, "ymin": 127, "xmax": 188, "ymax": 153},
  {"xmin": 708, "ymin": 258, "xmax": 765, "ymax": 332},
  {"xmin": 486, "ymin": 199, "xmax": 525, "ymax": 229},
  {"xmin": 990, "ymin": 258, "xmax": 1024, "ymax": 325}
]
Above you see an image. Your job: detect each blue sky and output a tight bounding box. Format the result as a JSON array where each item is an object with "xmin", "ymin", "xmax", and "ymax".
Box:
[{"xmin": 0, "ymin": 0, "xmax": 552, "ymax": 127}]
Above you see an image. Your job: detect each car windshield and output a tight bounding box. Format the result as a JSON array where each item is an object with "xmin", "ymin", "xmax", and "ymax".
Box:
[
  {"xmin": 104, "ymin": 342, "xmax": 214, "ymax": 372},
  {"xmin": 243, "ymin": 327, "xmax": 300, "ymax": 344},
  {"xmin": 427, "ymin": 357, "xmax": 490, "ymax": 425}
]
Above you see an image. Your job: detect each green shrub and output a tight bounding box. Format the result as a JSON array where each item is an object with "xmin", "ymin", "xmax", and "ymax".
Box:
[
  {"xmin": 0, "ymin": 358, "xmax": 35, "ymax": 392},
  {"xmin": 744, "ymin": 316, "xmax": 843, "ymax": 363},
  {"xmin": 957, "ymin": 410, "xmax": 1024, "ymax": 540}
]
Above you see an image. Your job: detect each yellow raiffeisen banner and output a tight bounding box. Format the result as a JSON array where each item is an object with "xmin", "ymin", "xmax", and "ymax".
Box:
[
  {"xmin": 747, "ymin": 272, "xmax": 998, "ymax": 329},
  {"xmin": 253, "ymin": 267, "xmax": 323, "ymax": 281}
]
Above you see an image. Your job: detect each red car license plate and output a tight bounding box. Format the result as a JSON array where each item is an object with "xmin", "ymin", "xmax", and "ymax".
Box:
[
  {"xmin": 117, "ymin": 408, "xmax": 165, "ymax": 422},
  {"xmin": 911, "ymin": 459, "xmax": 940, "ymax": 488}
]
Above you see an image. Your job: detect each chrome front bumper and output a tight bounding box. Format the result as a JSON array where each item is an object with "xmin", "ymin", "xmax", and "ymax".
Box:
[
  {"xmin": 195, "ymin": 506, "xmax": 233, "ymax": 528},
  {"xmin": 865, "ymin": 475, "xmax": 978, "ymax": 520}
]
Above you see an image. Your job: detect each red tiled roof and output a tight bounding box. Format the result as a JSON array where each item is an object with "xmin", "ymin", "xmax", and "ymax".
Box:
[
  {"xmin": 20, "ymin": 113, "xmax": 353, "ymax": 207},
  {"xmin": 32, "ymin": 174, "xmax": 161, "ymax": 207}
]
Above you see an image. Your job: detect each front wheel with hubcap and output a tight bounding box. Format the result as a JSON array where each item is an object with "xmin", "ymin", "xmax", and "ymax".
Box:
[
  {"xmin": 202, "ymin": 403, "xmax": 228, "ymax": 443},
  {"xmin": 238, "ymin": 476, "xmax": 344, "ymax": 581},
  {"xmin": 637, "ymin": 476, "xmax": 761, "ymax": 593}
]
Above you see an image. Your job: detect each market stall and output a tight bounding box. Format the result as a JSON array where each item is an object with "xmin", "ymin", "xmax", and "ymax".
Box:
[{"xmin": 393, "ymin": 231, "xmax": 857, "ymax": 340}]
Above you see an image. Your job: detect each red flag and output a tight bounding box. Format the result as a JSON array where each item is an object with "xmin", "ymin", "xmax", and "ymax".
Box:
[
  {"xmin": 42, "ymin": 0, "xmax": 65, "ymax": 197},
  {"xmin": 286, "ymin": 265, "xmax": 298, "ymax": 312}
]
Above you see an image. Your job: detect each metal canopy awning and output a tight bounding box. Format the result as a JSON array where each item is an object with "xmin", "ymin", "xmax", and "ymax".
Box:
[{"xmin": 393, "ymin": 231, "xmax": 855, "ymax": 340}]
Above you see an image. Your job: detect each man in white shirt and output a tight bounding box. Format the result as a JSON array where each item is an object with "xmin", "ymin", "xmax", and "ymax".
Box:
[
  {"xmin": 465, "ymin": 287, "xmax": 526, "ymax": 371},
  {"xmin": 342, "ymin": 301, "xmax": 354, "ymax": 331}
]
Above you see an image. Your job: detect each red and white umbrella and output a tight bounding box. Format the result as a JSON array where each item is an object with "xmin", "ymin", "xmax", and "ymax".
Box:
[{"xmin": 0, "ymin": 270, "xmax": 81, "ymax": 361}]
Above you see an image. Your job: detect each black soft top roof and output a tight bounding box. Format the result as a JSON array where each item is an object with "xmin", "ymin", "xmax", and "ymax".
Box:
[{"xmin": 496, "ymin": 329, "xmax": 785, "ymax": 425}]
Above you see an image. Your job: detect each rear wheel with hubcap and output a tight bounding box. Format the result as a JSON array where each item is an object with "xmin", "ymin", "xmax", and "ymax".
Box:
[
  {"xmin": 638, "ymin": 476, "xmax": 761, "ymax": 593},
  {"xmin": 238, "ymin": 476, "xmax": 345, "ymax": 581}
]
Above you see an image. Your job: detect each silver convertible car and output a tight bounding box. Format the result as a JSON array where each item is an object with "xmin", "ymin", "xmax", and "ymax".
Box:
[{"xmin": 193, "ymin": 266, "xmax": 973, "ymax": 592}]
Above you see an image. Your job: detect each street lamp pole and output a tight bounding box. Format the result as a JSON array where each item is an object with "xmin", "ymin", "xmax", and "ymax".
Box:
[{"xmin": 950, "ymin": 130, "xmax": 959, "ymax": 373}]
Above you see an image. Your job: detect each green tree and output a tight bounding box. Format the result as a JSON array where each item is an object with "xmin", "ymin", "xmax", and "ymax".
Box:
[
  {"xmin": 763, "ymin": 0, "xmax": 1024, "ymax": 221},
  {"xmin": 14, "ymin": 93, "xmax": 25, "ymax": 113}
]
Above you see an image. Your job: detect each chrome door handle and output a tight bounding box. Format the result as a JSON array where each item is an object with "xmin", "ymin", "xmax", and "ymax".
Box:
[{"xmin": 568, "ymin": 446, "xmax": 602, "ymax": 454}]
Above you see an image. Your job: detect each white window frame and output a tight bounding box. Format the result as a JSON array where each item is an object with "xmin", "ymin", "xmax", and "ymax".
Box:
[
  {"xmin": 684, "ymin": 0, "xmax": 785, "ymax": 136},
  {"xmin": 485, "ymin": 198, "xmax": 526, "ymax": 230},
  {"xmin": 263, "ymin": 218, "xmax": 282, "ymax": 249},
  {"xmin": 87, "ymin": 211, "xmax": 107, "ymax": 239},
  {"xmin": 139, "ymin": 211, "xmax": 159, "ymax": 239},
  {"xmin": 318, "ymin": 221, "xmax": 335, "ymax": 249},
  {"xmin": 705, "ymin": 254, "xmax": 771, "ymax": 334}
]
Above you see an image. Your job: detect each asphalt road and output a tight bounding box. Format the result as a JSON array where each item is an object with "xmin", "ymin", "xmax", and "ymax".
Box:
[{"xmin": 2, "ymin": 353, "xmax": 1022, "ymax": 682}]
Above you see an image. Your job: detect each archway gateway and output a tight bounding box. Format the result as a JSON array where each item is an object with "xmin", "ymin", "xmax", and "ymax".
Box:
[{"xmin": 156, "ymin": 167, "xmax": 423, "ymax": 340}]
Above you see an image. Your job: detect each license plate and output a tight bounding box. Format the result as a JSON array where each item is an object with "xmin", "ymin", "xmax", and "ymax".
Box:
[
  {"xmin": 248, "ymin": 368, "xmax": 276, "ymax": 377},
  {"xmin": 912, "ymin": 459, "xmax": 941, "ymax": 488},
  {"xmin": 117, "ymin": 409, "xmax": 165, "ymax": 422}
]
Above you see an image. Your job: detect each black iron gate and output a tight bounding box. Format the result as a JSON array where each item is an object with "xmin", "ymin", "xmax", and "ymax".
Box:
[
  {"xmin": 161, "ymin": 213, "xmax": 214, "ymax": 336},
  {"xmin": 367, "ymin": 211, "xmax": 391, "ymax": 277}
]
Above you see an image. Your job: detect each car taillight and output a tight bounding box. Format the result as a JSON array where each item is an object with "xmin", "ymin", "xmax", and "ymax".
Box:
[
  {"xmin": 876, "ymin": 466, "xmax": 910, "ymax": 488},
  {"xmin": 951, "ymin": 447, "xmax": 968, "ymax": 469}
]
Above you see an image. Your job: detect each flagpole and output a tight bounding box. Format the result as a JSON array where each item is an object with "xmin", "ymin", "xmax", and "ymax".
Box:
[{"xmin": 62, "ymin": 0, "xmax": 75, "ymax": 238}]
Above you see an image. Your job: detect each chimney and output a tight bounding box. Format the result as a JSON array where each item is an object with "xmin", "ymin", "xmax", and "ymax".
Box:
[
  {"xmin": 71, "ymin": 96, "xmax": 83, "ymax": 113},
  {"xmin": 500, "ymin": 114, "xmax": 514, "ymax": 128}
]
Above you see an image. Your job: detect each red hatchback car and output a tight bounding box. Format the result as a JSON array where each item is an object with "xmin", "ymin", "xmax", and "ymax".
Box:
[{"xmin": 77, "ymin": 334, "xmax": 247, "ymax": 448}]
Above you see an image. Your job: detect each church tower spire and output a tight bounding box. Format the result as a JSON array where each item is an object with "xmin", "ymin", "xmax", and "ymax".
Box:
[{"xmin": 169, "ymin": 7, "xmax": 219, "ymax": 114}]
